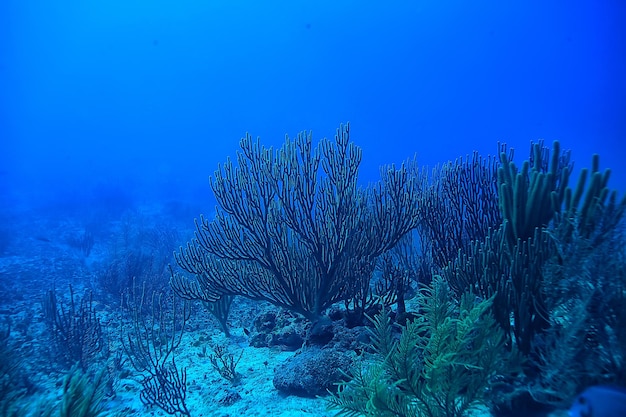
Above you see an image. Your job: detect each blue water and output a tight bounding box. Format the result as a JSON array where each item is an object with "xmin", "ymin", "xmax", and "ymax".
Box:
[
  {"xmin": 1, "ymin": 2, "xmax": 626, "ymax": 416},
  {"xmin": 2, "ymin": 1, "xmax": 624, "ymax": 209}
]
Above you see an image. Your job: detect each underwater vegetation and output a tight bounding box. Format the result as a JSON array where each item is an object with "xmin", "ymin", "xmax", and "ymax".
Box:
[
  {"xmin": 327, "ymin": 276, "xmax": 517, "ymax": 417},
  {"xmin": 170, "ymin": 124, "xmax": 626, "ymax": 415},
  {"xmin": 1, "ymin": 124, "xmax": 625, "ymax": 416},
  {"xmin": 171, "ymin": 124, "xmax": 422, "ymax": 322}
]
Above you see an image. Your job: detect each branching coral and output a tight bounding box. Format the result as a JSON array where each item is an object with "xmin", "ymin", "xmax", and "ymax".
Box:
[{"xmin": 171, "ymin": 124, "xmax": 422, "ymax": 321}]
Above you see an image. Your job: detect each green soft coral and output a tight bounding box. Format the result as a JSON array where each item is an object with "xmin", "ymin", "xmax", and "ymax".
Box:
[
  {"xmin": 59, "ymin": 364, "xmax": 109, "ymax": 417},
  {"xmin": 328, "ymin": 276, "xmax": 518, "ymax": 417}
]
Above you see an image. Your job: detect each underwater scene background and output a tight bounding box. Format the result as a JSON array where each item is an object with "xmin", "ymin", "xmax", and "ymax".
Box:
[{"xmin": 1, "ymin": 1, "xmax": 625, "ymax": 416}]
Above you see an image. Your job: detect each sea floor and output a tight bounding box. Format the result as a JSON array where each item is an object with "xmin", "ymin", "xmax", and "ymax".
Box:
[
  {"xmin": 0, "ymin": 209, "xmax": 334, "ymax": 416},
  {"xmin": 0, "ymin": 205, "xmax": 572, "ymax": 417}
]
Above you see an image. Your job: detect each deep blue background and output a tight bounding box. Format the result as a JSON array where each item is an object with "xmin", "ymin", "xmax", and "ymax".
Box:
[{"xmin": 2, "ymin": 1, "xmax": 625, "ymax": 213}]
